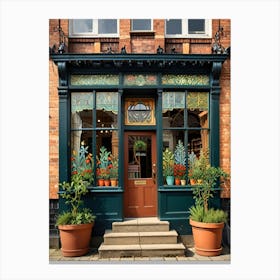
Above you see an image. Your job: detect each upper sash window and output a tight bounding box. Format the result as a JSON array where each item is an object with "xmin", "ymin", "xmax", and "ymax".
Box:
[
  {"xmin": 69, "ymin": 19, "xmax": 119, "ymax": 37},
  {"xmin": 165, "ymin": 19, "xmax": 211, "ymax": 38}
]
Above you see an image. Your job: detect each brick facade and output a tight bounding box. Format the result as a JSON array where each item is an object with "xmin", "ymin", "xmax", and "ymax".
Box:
[{"xmin": 49, "ymin": 19, "xmax": 231, "ymax": 200}]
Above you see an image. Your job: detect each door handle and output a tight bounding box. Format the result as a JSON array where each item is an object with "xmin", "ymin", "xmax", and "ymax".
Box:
[{"xmin": 152, "ymin": 163, "xmax": 156, "ymax": 184}]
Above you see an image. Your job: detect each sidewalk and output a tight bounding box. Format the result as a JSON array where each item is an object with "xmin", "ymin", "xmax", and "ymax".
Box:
[{"xmin": 49, "ymin": 246, "xmax": 230, "ymax": 263}]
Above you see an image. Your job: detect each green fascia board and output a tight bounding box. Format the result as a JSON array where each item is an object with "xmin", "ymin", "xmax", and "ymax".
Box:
[{"xmin": 51, "ymin": 53, "xmax": 228, "ymax": 64}]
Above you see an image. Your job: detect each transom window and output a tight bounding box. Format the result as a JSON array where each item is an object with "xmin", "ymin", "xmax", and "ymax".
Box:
[
  {"xmin": 131, "ymin": 19, "xmax": 152, "ymax": 31},
  {"xmin": 69, "ymin": 19, "xmax": 119, "ymax": 37},
  {"xmin": 165, "ymin": 19, "xmax": 211, "ymax": 38}
]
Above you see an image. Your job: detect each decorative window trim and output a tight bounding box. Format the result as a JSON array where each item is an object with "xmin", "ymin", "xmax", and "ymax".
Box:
[
  {"xmin": 165, "ymin": 19, "xmax": 212, "ymax": 39},
  {"xmin": 69, "ymin": 19, "xmax": 119, "ymax": 38}
]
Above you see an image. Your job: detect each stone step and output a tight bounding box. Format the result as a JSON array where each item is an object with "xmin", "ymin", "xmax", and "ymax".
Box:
[
  {"xmin": 103, "ymin": 230, "xmax": 178, "ymax": 245},
  {"xmin": 112, "ymin": 218, "xmax": 170, "ymax": 233},
  {"xmin": 98, "ymin": 243, "xmax": 186, "ymax": 258}
]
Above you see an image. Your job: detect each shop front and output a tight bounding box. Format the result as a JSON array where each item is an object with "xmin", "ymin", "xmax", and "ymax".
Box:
[{"xmin": 51, "ymin": 53, "xmax": 228, "ymax": 236}]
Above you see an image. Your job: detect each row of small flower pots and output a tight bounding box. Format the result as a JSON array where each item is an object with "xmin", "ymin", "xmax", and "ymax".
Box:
[{"xmin": 97, "ymin": 178, "xmax": 118, "ymax": 187}]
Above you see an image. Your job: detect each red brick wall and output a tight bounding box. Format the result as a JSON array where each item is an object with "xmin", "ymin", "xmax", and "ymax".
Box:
[
  {"xmin": 216, "ymin": 19, "xmax": 231, "ymax": 198},
  {"xmin": 49, "ymin": 19, "xmax": 231, "ymax": 199},
  {"xmin": 49, "ymin": 20, "xmax": 60, "ymax": 199}
]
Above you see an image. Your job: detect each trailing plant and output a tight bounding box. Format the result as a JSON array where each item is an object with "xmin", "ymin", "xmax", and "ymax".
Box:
[
  {"xmin": 56, "ymin": 173, "xmax": 95, "ymax": 225},
  {"xmin": 133, "ymin": 140, "xmax": 147, "ymax": 152},
  {"xmin": 189, "ymin": 149, "xmax": 229, "ymax": 223}
]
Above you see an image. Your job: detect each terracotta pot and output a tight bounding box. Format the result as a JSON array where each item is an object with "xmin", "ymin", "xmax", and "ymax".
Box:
[
  {"xmin": 58, "ymin": 222, "xmax": 94, "ymax": 257},
  {"xmin": 110, "ymin": 179, "xmax": 118, "ymax": 187},
  {"xmin": 190, "ymin": 179, "xmax": 196, "ymax": 185},
  {"xmin": 175, "ymin": 178, "xmax": 181, "ymax": 185},
  {"xmin": 189, "ymin": 219, "xmax": 224, "ymax": 256},
  {"xmin": 98, "ymin": 179, "xmax": 104, "ymax": 186},
  {"xmin": 104, "ymin": 179, "xmax": 110, "ymax": 186}
]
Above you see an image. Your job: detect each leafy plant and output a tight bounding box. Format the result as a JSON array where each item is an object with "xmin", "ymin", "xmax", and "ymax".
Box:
[
  {"xmin": 56, "ymin": 173, "xmax": 95, "ymax": 225},
  {"xmin": 133, "ymin": 140, "xmax": 147, "ymax": 152},
  {"xmin": 96, "ymin": 146, "xmax": 111, "ymax": 169},
  {"xmin": 109, "ymin": 153, "xmax": 118, "ymax": 179},
  {"xmin": 162, "ymin": 148, "xmax": 174, "ymax": 177},
  {"xmin": 174, "ymin": 140, "xmax": 186, "ymax": 166},
  {"xmin": 71, "ymin": 142, "xmax": 94, "ymax": 184},
  {"xmin": 174, "ymin": 164, "xmax": 187, "ymax": 179},
  {"xmin": 189, "ymin": 205, "xmax": 228, "ymax": 223},
  {"xmin": 189, "ymin": 149, "xmax": 229, "ymax": 223}
]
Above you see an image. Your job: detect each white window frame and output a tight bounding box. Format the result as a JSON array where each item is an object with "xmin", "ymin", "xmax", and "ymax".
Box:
[
  {"xmin": 131, "ymin": 19, "xmax": 153, "ymax": 32},
  {"xmin": 165, "ymin": 19, "xmax": 212, "ymax": 38},
  {"xmin": 69, "ymin": 19, "xmax": 119, "ymax": 38}
]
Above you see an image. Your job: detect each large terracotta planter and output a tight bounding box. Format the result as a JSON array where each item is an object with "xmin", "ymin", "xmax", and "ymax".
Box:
[
  {"xmin": 189, "ymin": 219, "xmax": 224, "ymax": 256},
  {"xmin": 58, "ymin": 222, "xmax": 94, "ymax": 257}
]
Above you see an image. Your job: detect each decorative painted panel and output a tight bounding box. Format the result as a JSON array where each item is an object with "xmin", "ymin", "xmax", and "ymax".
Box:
[
  {"xmin": 162, "ymin": 74, "xmax": 209, "ymax": 86},
  {"xmin": 125, "ymin": 98, "xmax": 155, "ymax": 125},
  {"xmin": 71, "ymin": 75, "xmax": 119, "ymax": 86},
  {"xmin": 123, "ymin": 74, "xmax": 157, "ymax": 86},
  {"xmin": 162, "ymin": 92, "xmax": 185, "ymax": 110},
  {"xmin": 71, "ymin": 92, "xmax": 93, "ymax": 112},
  {"xmin": 96, "ymin": 92, "xmax": 118, "ymax": 113},
  {"xmin": 187, "ymin": 92, "xmax": 209, "ymax": 110}
]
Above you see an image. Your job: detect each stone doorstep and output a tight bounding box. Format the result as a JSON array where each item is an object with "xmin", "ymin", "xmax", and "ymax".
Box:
[
  {"xmin": 103, "ymin": 230, "xmax": 178, "ymax": 245},
  {"xmin": 98, "ymin": 243, "xmax": 186, "ymax": 258},
  {"xmin": 112, "ymin": 218, "xmax": 170, "ymax": 233}
]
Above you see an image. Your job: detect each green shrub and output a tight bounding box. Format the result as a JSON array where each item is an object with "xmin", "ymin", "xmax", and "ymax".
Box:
[{"xmin": 189, "ymin": 205, "xmax": 228, "ymax": 223}]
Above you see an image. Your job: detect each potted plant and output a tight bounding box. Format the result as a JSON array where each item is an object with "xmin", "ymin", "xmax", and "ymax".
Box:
[
  {"xmin": 174, "ymin": 140, "xmax": 187, "ymax": 186},
  {"xmin": 133, "ymin": 139, "xmax": 147, "ymax": 152},
  {"xmin": 71, "ymin": 142, "xmax": 94, "ymax": 184},
  {"xmin": 96, "ymin": 146, "xmax": 111, "ymax": 186},
  {"xmin": 162, "ymin": 148, "xmax": 174, "ymax": 185},
  {"xmin": 188, "ymin": 151, "xmax": 197, "ymax": 185},
  {"xmin": 189, "ymin": 149, "xmax": 229, "ymax": 256},
  {"xmin": 56, "ymin": 173, "xmax": 96, "ymax": 257},
  {"xmin": 109, "ymin": 153, "xmax": 118, "ymax": 187}
]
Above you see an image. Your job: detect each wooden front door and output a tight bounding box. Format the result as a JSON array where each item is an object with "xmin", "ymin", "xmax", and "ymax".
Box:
[{"xmin": 124, "ymin": 131, "xmax": 157, "ymax": 217}]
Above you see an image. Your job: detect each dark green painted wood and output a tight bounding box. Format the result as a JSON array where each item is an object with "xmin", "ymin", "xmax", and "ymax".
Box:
[
  {"xmin": 58, "ymin": 86, "xmax": 70, "ymax": 184},
  {"xmin": 158, "ymin": 188, "xmax": 221, "ymax": 234}
]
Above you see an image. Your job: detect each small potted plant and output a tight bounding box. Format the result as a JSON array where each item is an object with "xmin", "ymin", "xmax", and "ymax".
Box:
[
  {"xmin": 163, "ymin": 148, "xmax": 174, "ymax": 185},
  {"xmin": 188, "ymin": 151, "xmax": 197, "ymax": 185},
  {"xmin": 174, "ymin": 140, "xmax": 187, "ymax": 186},
  {"xmin": 109, "ymin": 153, "xmax": 118, "ymax": 187},
  {"xmin": 189, "ymin": 149, "xmax": 229, "ymax": 256},
  {"xmin": 96, "ymin": 146, "xmax": 111, "ymax": 186},
  {"xmin": 56, "ymin": 173, "xmax": 96, "ymax": 257}
]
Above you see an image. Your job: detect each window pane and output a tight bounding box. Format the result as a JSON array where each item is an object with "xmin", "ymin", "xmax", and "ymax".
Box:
[
  {"xmin": 71, "ymin": 92, "xmax": 93, "ymax": 129},
  {"xmin": 73, "ymin": 19, "xmax": 93, "ymax": 33},
  {"xmin": 188, "ymin": 19, "xmax": 205, "ymax": 34},
  {"xmin": 166, "ymin": 19, "xmax": 182, "ymax": 34},
  {"xmin": 98, "ymin": 19, "xmax": 117, "ymax": 34},
  {"xmin": 128, "ymin": 136, "xmax": 152, "ymax": 178},
  {"xmin": 131, "ymin": 19, "xmax": 151, "ymax": 31}
]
